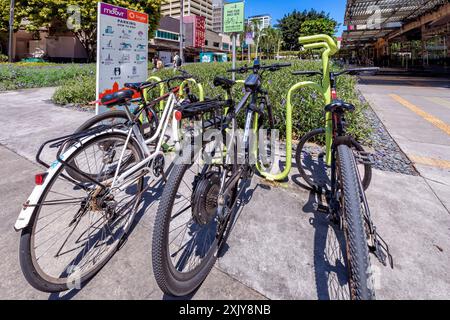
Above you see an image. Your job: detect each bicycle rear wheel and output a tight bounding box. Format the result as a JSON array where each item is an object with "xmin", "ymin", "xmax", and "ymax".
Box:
[
  {"xmin": 336, "ymin": 144, "xmax": 375, "ymax": 300},
  {"xmin": 19, "ymin": 133, "xmax": 144, "ymax": 292},
  {"xmin": 296, "ymin": 128, "xmax": 372, "ymax": 191}
]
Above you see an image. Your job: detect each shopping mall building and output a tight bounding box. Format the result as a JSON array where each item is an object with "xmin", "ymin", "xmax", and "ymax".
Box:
[{"xmin": 342, "ymin": 0, "xmax": 450, "ymax": 71}]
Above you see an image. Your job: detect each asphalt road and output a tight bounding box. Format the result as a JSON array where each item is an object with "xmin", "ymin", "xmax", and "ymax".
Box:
[{"xmin": 0, "ymin": 86, "xmax": 449, "ymax": 300}]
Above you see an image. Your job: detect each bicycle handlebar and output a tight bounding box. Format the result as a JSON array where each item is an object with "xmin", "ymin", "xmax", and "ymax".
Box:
[
  {"xmin": 334, "ymin": 67, "xmax": 380, "ymax": 76},
  {"xmin": 292, "ymin": 70, "xmax": 323, "ymax": 76},
  {"xmin": 227, "ymin": 62, "xmax": 291, "ymax": 74}
]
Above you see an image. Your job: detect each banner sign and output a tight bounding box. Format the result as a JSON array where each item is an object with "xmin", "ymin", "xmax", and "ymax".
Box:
[
  {"xmin": 223, "ymin": 1, "xmax": 245, "ymax": 33},
  {"xmin": 194, "ymin": 16, "xmax": 206, "ymax": 48},
  {"xmin": 96, "ymin": 2, "xmax": 149, "ymax": 114}
]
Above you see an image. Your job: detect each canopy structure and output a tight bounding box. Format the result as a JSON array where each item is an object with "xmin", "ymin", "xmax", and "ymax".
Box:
[{"xmin": 343, "ymin": 0, "xmax": 449, "ymax": 45}]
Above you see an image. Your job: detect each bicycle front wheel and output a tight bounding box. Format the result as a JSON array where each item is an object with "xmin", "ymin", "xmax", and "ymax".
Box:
[
  {"xmin": 19, "ymin": 133, "xmax": 144, "ymax": 292},
  {"xmin": 336, "ymin": 144, "xmax": 375, "ymax": 300},
  {"xmin": 152, "ymin": 159, "xmax": 237, "ymax": 297}
]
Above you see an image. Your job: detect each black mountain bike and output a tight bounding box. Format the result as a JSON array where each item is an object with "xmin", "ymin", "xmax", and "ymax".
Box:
[
  {"xmin": 151, "ymin": 61, "xmax": 291, "ymax": 297},
  {"xmin": 296, "ymin": 68, "xmax": 393, "ymax": 299}
]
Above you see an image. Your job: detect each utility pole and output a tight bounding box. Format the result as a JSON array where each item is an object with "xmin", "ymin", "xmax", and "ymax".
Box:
[
  {"xmin": 8, "ymin": 0, "xmax": 15, "ymax": 62},
  {"xmin": 179, "ymin": 0, "xmax": 184, "ymax": 63}
]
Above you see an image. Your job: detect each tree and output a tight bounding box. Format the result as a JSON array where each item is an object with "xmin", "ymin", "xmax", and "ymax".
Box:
[
  {"xmin": 260, "ymin": 27, "xmax": 283, "ymax": 59},
  {"xmin": 300, "ymin": 18, "xmax": 337, "ymax": 38},
  {"xmin": 276, "ymin": 9, "xmax": 338, "ymax": 51},
  {"xmin": 16, "ymin": 0, "xmax": 162, "ymax": 61}
]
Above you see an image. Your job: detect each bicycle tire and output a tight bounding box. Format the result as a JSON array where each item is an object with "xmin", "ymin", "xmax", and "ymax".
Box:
[
  {"xmin": 63, "ymin": 110, "xmax": 157, "ymax": 182},
  {"xmin": 337, "ymin": 144, "xmax": 375, "ymax": 300},
  {"xmin": 19, "ymin": 132, "xmax": 144, "ymax": 293},
  {"xmin": 152, "ymin": 163, "xmax": 220, "ymax": 296},
  {"xmin": 295, "ymin": 128, "xmax": 372, "ymax": 191}
]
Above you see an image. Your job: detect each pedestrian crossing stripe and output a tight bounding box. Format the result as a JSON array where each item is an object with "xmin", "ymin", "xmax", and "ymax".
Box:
[{"xmin": 389, "ymin": 94, "xmax": 450, "ymax": 136}]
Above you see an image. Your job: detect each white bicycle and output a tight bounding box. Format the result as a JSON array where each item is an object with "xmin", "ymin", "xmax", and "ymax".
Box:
[{"xmin": 14, "ymin": 74, "xmax": 195, "ymax": 292}]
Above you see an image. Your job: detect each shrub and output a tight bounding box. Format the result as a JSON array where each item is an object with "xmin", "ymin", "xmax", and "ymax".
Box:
[
  {"xmin": 0, "ymin": 54, "xmax": 8, "ymax": 62},
  {"xmin": 0, "ymin": 63, "xmax": 95, "ymax": 91},
  {"xmin": 49, "ymin": 60, "xmax": 371, "ymax": 142},
  {"xmin": 152, "ymin": 60, "xmax": 371, "ymax": 141},
  {"xmin": 52, "ymin": 74, "xmax": 96, "ymax": 106}
]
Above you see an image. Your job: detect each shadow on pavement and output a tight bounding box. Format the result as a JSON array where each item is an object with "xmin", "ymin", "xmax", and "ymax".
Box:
[
  {"xmin": 48, "ymin": 175, "xmax": 166, "ymax": 301},
  {"xmin": 359, "ymin": 75, "xmax": 450, "ymax": 89},
  {"xmin": 302, "ymin": 190, "xmax": 350, "ymax": 300}
]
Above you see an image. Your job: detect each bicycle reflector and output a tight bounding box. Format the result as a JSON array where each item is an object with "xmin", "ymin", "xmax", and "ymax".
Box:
[
  {"xmin": 331, "ymin": 89, "xmax": 338, "ymax": 100},
  {"xmin": 174, "ymin": 110, "xmax": 183, "ymax": 121},
  {"xmin": 35, "ymin": 173, "xmax": 48, "ymax": 185}
]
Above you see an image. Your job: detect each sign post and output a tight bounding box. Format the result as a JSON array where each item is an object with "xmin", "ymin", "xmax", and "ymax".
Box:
[
  {"xmin": 96, "ymin": 2, "xmax": 149, "ymax": 114},
  {"xmin": 223, "ymin": 1, "xmax": 245, "ymax": 81}
]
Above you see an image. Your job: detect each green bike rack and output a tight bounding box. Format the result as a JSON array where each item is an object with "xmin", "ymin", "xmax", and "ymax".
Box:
[
  {"xmin": 179, "ymin": 78, "xmax": 205, "ymax": 102},
  {"xmin": 258, "ymin": 34, "xmax": 338, "ymax": 181}
]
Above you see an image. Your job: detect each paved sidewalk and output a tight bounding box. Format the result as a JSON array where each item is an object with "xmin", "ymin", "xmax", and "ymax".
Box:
[
  {"xmin": 0, "ymin": 87, "xmax": 449, "ymax": 299},
  {"xmin": 359, "ymin": 75, "xmax": 450, "ymax": 212}
]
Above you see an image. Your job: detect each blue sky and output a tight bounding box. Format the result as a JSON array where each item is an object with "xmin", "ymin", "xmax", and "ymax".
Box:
[{"xmin": 242, "ymin": 0, "xmax": 347, "ymax": 35}]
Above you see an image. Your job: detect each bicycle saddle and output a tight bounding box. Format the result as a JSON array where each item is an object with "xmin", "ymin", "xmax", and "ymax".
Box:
[
  {"xmin": 124, "ymin": 82, "xmax": 144, "ymax": 91},
  {"xmin": 324, "ymin": 100, "xmax": 355, "ymax": 113},
  {"xmin": 213, "ymin": 77, "xmax": 236, "ymax": 90},
  {"xmin": 101, "ymin": 89, "xmax": 134, "ymax": 107}
]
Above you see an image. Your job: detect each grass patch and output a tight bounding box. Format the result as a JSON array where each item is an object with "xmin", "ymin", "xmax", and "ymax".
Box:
[{"xmin": 0, "ymin": 63, "xmax": 95, "ymax": 91}]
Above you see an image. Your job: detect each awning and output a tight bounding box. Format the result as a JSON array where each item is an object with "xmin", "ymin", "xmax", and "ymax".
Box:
[
  {"xmin": 343, "ymin": 0, "xmax": 449, "ymax": 46},
  {"xmin": 344, "ymin": 0, "xmax": 448, "ymax": 26}
]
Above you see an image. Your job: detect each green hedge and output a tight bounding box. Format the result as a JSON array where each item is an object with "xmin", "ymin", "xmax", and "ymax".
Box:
[
  {"xmin": 0, "ymin": 63, "xmax": 95, "ymax": 91},
  {"xmin": 152, "ymin": 61, "xmax": 370, "ymax": 141},
  {"xmin": 50, "ymin": 60, "xmax": 370, "ymax": 141}
]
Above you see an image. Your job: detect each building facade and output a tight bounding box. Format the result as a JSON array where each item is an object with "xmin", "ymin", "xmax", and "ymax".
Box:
[
  {"xmin": 247, "ymin": 14, "xmax": 272, "ymax": 30},
  {"xmin": 342, "ymin": 0, "xmax": 450, "ymax": 70},
  {"xmin": 150, "ymin": 16, "xmax": 232, "ymax": 63},
  {"xmin": 161, "ymin": 0, "xmax": 214, "ymax": 30},
  {"xmin": 212, "ymin": 0, "xmax": 224, "ymax": 33}
]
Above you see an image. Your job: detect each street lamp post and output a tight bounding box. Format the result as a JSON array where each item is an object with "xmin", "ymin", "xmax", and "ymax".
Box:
[
  {"xmin": 8, "ymin": 0, "xmax": 15, "ymax": 63},
  {"xmin": 179, "ymin": 0, "xmax": 184, "ymax": 63}
]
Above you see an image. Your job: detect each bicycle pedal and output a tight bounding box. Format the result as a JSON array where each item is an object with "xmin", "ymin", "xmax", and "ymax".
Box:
[{"xmin": 314, "ymin": 203, "xmax": 329, "ymax": 213}]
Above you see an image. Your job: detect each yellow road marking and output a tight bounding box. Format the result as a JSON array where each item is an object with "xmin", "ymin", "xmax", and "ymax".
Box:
[
  {"xmin": 425, "ymin": 97, "xmax": 450, "ymax": 111},
  {"xmin": 408, "ymin": 154, "xmax": 450, "ymax": 169},
  {"xmin": 389, "ymin": 94, "xmax": 450, "ymax": 136}
]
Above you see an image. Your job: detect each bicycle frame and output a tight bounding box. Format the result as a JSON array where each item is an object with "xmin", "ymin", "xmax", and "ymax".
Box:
[
  {"xmin": 110, "ymin": 88, "xmax": 181, "ymax": 190},
  {"xmin": 257, "ymin": 34, "xmax": 338, "ymax": 181}
]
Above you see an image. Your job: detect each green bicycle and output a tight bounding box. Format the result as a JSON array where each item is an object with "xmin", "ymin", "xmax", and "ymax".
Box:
[{"xmin": 259, "ymin": 34, "xmax": 393, "ymax": 300}]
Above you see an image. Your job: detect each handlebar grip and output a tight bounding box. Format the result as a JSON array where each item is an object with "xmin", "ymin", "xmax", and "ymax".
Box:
[
  {"xmin": 274, "ymin": 63, "xmax": 292, "ymax": 67},
  {"xmin": 292, "ymin": 71, "xmax": 322, "ymax": 76}
]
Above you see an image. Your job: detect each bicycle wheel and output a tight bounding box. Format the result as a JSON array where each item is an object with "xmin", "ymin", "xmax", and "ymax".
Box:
[
  {"xmin": 63, "ymin": 110, "xmax": 157, "ymax": 182},
  {"xmin": 152, "ymin": 159, "xmax": 237, "ymax": 297},
  {"xmin": 336, "ymin": 144, "xmax": 375, "ymax": 300},
  {"xmin": 295, "ymin": 128, "xmax": 372, "ymax": 191},
  {"xmin": 19, "ymin": 133, "xmax": 144, "ymax": 293}
]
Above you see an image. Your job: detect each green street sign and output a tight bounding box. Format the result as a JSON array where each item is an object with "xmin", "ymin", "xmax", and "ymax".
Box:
[{"xmin": 223, "ymin": 1, "xmax": 245, "ymax": 33}]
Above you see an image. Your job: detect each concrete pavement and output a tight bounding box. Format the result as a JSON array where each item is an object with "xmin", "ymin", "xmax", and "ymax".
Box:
[
  {"xmin": 359, "ymin": 75, "xmax": 450, "ymax": 212},
  {"xmin": 0, "ymin": 86, "xmax": 450, "ymax": 299}
]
